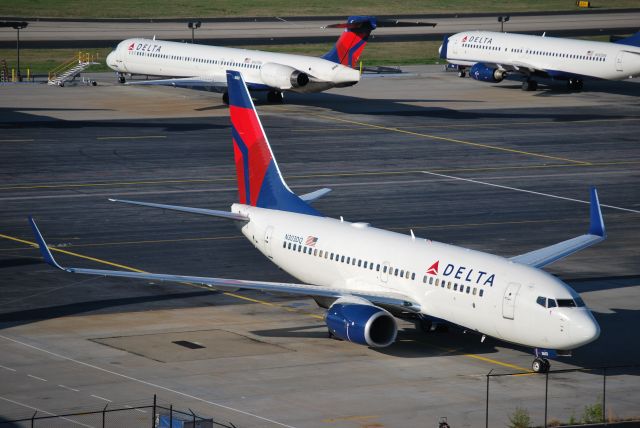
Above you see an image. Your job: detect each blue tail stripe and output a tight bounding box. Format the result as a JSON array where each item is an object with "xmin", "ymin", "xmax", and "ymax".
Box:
[
  {"xmin": 227, "ymin": 70, "xmax": 254, "ymax": 108},
  {"xmin": 231, "ymin": 125, "xmax": 251, "ymax": 204},
  {"xmin": 348, "ymin": 38, "xmax": 367, "ymax": 67},
  {"xmin": 589, "ymin": 187, "xmax": 606, "ymax": 237},
  {"xmin": 256, "ymin": 161, "xmax": 323, "ymax": 216},
  {"xmin": 440, "ymin": 35, "xmax": 449, "ymax": 59}
]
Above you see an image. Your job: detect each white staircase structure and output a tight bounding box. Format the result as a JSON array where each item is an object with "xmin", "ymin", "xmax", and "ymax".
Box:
[{"xmin": 48, "ymin": 52, "xmax": 99, "ymax": 86}]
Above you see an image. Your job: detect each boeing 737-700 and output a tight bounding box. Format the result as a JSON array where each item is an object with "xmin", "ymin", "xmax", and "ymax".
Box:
[
  {"xmin": 106, "ymin": 16, "xmax": 434, "ymax": 103},
  {"xmin": 30, "ymin": 70, "xmax": 605, "ymax": 373},
  {"xmin": 440, "ymin": 30, "xmax": 640, "ymax": 91}
]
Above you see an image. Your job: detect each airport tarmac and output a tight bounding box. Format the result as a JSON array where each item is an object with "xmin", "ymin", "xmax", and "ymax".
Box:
[{"xmin": 1, "ymin": 66, "xmax": 639, "ymax": 427}]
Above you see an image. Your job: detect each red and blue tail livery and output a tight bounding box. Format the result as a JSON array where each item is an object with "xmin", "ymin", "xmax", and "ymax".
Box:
[
  {"xmin": 322, "ymin": 16, "xmax": 377, "ymax": 68},
  {"xmin": 226, "ymin": 70, "xmax": 322, "ymax": 216}
]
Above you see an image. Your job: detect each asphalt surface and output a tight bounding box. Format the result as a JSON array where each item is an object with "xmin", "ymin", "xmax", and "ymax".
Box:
[
  {"xmin": 0, "ymin": 67, "xmax": 639, "ymax": 427},
  {"xmin": 1, "ymin": 11, "xmax": 639, "ymax": 48}
]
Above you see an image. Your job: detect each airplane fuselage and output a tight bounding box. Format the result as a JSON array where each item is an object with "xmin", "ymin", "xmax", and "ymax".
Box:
[
  {"xmin": 233, "ymin": 203, "xmax": 599, "ymax": 351},
  {"xmin": 107, "ymin": 38, "xmax": 361, "ymax": 93},
  {"xmin": 445, "ymin": 31, "xmax": 640, "ymax": 80}
]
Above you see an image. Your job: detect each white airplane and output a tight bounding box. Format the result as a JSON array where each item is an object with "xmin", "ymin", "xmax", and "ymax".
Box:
[
  {"xmin": 106, "ymin": 16, "xmax": 434, "ymax": 103},
  {"xmin": 439, "ymin": 30, "xmax": 640, "ymax": 91},
  {"xmin": 30, "ymin": 70, "xmax": 605, "ymax": 373}
]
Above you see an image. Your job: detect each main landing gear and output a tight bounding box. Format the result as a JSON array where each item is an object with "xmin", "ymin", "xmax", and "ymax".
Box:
[
  {"xmin": 567, "ymin": 78, "xmax": 584, "ymax": 91},
  {"xmin": 117, "ymin": 73, "xmax": 126, "ymax": 84},
  {"xmin": 267, "ymin": 90, "xmax": 284, "ymax": 103},
  {"xmin": 532, "ymin": 357, "xmax": 551, "ymax": 373},
  {"xmin": 521, "ymin": 79, "xmax": 538, "ymax": 91},
  {"xmin": 457, "ymin": 70, "xmax": 466, "ymax": 78}
]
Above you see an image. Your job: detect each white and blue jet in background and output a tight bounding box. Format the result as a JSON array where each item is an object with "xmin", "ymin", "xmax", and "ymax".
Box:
[
  {"xmin": 30, "ymin": 70, "xmax": 605, "ymax": 373},
  {"xmin": 439, "ymin": 30, "xmax": 640, "ymax": 91}
]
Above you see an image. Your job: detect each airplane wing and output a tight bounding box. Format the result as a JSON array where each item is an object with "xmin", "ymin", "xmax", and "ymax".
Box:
[
  {"xmin": 28, "ymin": 217, "xmax": 421, "ymax": 314},
  {"xmin": 108, "ymin": 198, "xmax": 249, "ymax": 221},
  {"xmin": 510, "ymin": 187, "xmax": 606, "ymax": 268},
  {"xmin": 126, "ymin": 76, "xmax": 227, "ymax": 90}
]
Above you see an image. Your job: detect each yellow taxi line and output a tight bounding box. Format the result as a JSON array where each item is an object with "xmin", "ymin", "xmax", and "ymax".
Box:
[{"xmin": 307, "ymin": 112, "xmax": 590, "ymax": 165}]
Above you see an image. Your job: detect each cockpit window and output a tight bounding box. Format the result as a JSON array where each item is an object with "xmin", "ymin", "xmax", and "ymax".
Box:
[
  {"xmin": 536, "ymin": 296, "xmax": 546, "ymax": 307},
  {"xmin": 557, "ymin": 299, "xmax": 577, "ymax": 308},
  {"xmin": 547, "ymin": 299, "xmax": 557, "ymax": 308}
]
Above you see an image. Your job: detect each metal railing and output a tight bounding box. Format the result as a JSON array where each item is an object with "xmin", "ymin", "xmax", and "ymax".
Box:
[
  {"xmin": 485, "ymin": 364, "xmax": 640, "ymax": 428},
  {"xmin": 48, "ymin": 51, "xmax": 100, "ymax": 82}
]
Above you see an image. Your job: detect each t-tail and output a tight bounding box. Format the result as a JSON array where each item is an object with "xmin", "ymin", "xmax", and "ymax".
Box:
[
  {"xmin": 227, "ymin": 70, "xmax": 323, "ymax": 216},
  {"xmin": 322, "ymin": 16, "xmax": 377, "ymax": 68}
]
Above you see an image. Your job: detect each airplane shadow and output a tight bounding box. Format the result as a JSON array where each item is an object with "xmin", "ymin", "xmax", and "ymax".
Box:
[
  {"xmin": 496, "ymin": 78, "xmax": 640, "ymax": 98},
  {"xmin": 0, "ymin": 108, "xmax": 228, "ymax": 131}
]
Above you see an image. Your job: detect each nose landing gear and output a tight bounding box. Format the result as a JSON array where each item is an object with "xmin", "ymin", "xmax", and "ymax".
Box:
[{"xmin": 532, "ymin": 357, "xmax": 550, "ymax": 373}]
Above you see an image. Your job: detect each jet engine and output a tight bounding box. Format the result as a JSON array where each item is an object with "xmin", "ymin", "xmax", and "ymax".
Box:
[
  {"xmin": 260, "ymin": 63, "xmax": 310, "ymax": 89},
  {"xmin": 470, "ymin": 63, "xmax": 506, "ymax": 83},
  {"xmin": 325, "ymin": 296, "xmax": 397, "ymax": 348}
]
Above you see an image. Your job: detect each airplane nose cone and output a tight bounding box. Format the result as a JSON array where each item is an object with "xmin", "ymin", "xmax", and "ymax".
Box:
[
  {"xmin": 106, "ymin": 51, "xmax": 117, "ymax": 70},
  {"xmin": 572, "ymin": 313, "xmax": 600, "ymax": 347}
]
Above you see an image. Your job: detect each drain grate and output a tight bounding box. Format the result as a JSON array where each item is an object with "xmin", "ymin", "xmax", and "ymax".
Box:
[{"xmin": 172, "ymin": 340, "xmax": 205, "ymax": 349}]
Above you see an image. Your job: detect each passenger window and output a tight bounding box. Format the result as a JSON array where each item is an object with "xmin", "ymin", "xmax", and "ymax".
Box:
[
  {"xmin": 383, "ymin": 266, "xmax": 387, "ymax": 273},
  {"xmin": 377, "ymin": 264, "xmax": 380, "ymax": 272},
  {"xmin": 429, "ymin": 277, "xmax": 433, "ymax": 285},
  {"xmin": 466, "ymin": 286, "xmax": 471, "ymax": 294},
  {"xmin": 314, "ymin": 249, "xmax": 318, "ymax": 256},
  {"xmin": 400, "ymin": 270, "xmax": 404, "ymax": 277},
  {"xmin": 435, "ymin": 279, "xmax": 439, "ymax": 286},
  {"xmin": 547, "ymin": 299, "xmax": 557, "ymax": 308},
  {"xmin": 394, "ymin": 268, "xmax": 399, "ymax": 276},
  {"xmin": 352, "ymin": 258, "xmax": 356, "ymax": 266},
  {"xmin": 363, "ymin": 261, "xmax": 368, "ymax": 269},
  {"xmin": 536, "ymin": 296, "xmax": 546, "ymax": 307},
  {"xmin": 358, "ymin": 260, "xmax": 362, "ymax": 267},
  {"xmin": 447, "ymin": 282, "xmax": 451, "ymax": 289},
  {"xmin": 479, "ymin": 289, "xmax": 484, "ymax": 297},
  {"xmin": 453, "ymin": 283, "xmax": 458, "ymax": 291},
  {"xmin": 341, "ymin": 256, "xmax": 345, "ymax": 263},
  {"xmin": 411, "ymin": 272, "xmax": 415, "ymax": 280},
  {"xmin": 473, "ymin": 288, "xmax": 477, "ymax": 296},
  {"xmin": 283, "ymin": 242, "xmax": 287, "ymax": 248},
  {"xmin": 423, "ymin": 275, "xmax": 427, "ymax": 284},
  {"xmin": 441, "ymin": 281, "xmax": 445, "ymax": 288}
]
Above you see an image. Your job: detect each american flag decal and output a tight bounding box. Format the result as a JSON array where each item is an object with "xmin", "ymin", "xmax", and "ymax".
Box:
[{"xmin": 305, "ymin": 236, "xmax": 318, "ymax": 247}]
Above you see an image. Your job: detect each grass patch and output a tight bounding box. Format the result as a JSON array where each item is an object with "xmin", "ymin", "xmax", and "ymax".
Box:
[
  {"xmin": 0, "ymin": 49, "xmax": 111, "ymax": 74},
  {"xmin": 1, "ymin": 0, "xmax": 638, "ymax": 18}
]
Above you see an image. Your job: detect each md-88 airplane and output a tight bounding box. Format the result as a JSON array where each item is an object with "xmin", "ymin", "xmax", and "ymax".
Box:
[
  {"xmin": 106, "ymin": 16, "xmax": 434, "ymax": 103},
  {"xmin": 440, "ymin": 30, "xmax": 640, "ymax": 91},
  {"xmin": 30, "ymin": 70, "xmax": 604, "ymax": 373}
]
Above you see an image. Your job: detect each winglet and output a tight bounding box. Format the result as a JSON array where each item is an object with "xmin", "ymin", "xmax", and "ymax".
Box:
[
  {"xmin": 28, "ymin": 217, "xmax": 64, "ymax": 270},
  {"xmin": 589, "ymin": 187, "xmax": 606, "ymax": 237}
]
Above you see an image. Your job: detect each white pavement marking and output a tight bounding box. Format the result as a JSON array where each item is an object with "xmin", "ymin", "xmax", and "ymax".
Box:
[
  {"xmin": 0, "ymin": 334, "xmax": 296, "ymax": 428},
  {"xmin": 0, "ymin": 364, "xmax": 16, "ymax": 372},
  {"xmin": 125, "ymin": 404, "xmax": 147, "ymax": 414},
  {"xmin": 90, "ymin": 394, "xmax": 112, "ymax": 402},
  {"xmin": 0, "ymin": 395, "xmax": 95, "ymax": 428},
  {"xmin": 421, "ymin": 170, "xmax": 640, "ymax": 214},
  {"xmin": 27, "ymin": 374, "xmax": 47, "ymax": 382},
  {"xmin": 58, "ymin": 384, "xmax": 80, "ymax": 392}
]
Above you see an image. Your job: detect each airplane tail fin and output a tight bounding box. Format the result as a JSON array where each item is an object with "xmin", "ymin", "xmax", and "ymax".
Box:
[
  {"xmin": 226, "ymin": 70, "xmax": 322, "ymax": 216},
  {"xmin": 613, "ymin": 31, "xmax": 640, "ymax": 47},
  {"xmin": 439, "ymin": 35, "xmax": 449, "ymax": 59},
  {"xmin": 322, "ymin": 16, "xmax": 377, "ymax": 68}
]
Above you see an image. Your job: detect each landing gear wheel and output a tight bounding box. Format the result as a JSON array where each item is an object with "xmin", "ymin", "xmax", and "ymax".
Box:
[
  {"xmin": 222, "ymin": 91, "xmax": 229, "ymax": 105},
  {"xmin": 416, "ymin": 318, "xmax": 432, "ymax": 333},
  {"xmin": 117, "ymin": 74, "xmax": 126, "ymax": 84},
  {"xmin": 532, "ymin": 358, "xmax": 550, "ymax": 373},
  {"xmin": 457, "ymin": 70, "xmax": 466, "ymax": 78},
  {"xmin": 267, "ymin": 90, "xmax": 284, "ymax": 103},
  {"xmin": 522, "ymin": 80, "xmax": 537, "ymax": 91},
  {"xmin": 568, "ymin": 79, "xmax": 584, "ymax": 91}
]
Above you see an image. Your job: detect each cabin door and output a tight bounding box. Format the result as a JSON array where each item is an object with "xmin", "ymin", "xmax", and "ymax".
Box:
[
  {"xmin": 502, "ymin": 282, "xmax": 521, "ymax": 320},
  {"xmin": 616, "ymin": 52, "xmax": 624, "ymax": 72},
  {"xmin": 263, "ymin": 226, "xmax": 274, "ymax": 259},
  {"xmin": 380, "ymin": 261, "xmax": 390, "ymax": 283}
]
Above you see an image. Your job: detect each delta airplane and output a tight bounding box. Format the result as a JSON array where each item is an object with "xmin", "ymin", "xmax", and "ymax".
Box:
[
  {"xmin": 439, "ymin": 30, "xmax": 640, "ymax": 91},
  {"xmin": 106, "ymin": 16, "xmax": 434, "ymax": 103},
  {"xmin": 30, "ymin": 70, "xmax": 605, "ymax": 373}
]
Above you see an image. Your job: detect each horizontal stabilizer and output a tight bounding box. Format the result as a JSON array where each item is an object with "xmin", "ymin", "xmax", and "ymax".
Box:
[
  {"xmin": 510, "ymin": 187, "xmax": 606, "ymax": 268},
  {"xmin": 28, "ymin": 217, "xmax": 421, "ymax": 314},
  {"xmin": 300, "ymin": 188, "xmax": 332, "ymax": 203},
  {"xmin": 108, "ymin": 198, "xmax": 249, "ymax": 221}
]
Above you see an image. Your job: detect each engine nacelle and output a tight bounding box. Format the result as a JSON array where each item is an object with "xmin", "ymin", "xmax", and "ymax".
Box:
[
  {"xmin": 325, "ymin": 296, "xmax": 397, "ymax": 348},
  {"xmin": 260, "ymin": 63, "xmax": 309, "ymax": 89},
  {"xmin": 470, "ymin": 63, "xmax": 506, "ymax": 83}
]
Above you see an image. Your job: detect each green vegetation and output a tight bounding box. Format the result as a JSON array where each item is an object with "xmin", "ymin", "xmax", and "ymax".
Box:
[
  {"xmin": 581, "ymin": 401, "xmax": 604, "ymax": 424},
  {"xmin": 0, "ymin": 0, "xmax": 638, "ymax": 18},
  {"xmin": 508, "ymin": 407, "xmax": 532, "ymax": 428},
  {"xmin": 0, "ymin": 49, "xmax": 111, "ymax": 74}
]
